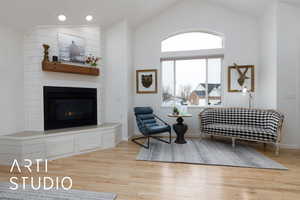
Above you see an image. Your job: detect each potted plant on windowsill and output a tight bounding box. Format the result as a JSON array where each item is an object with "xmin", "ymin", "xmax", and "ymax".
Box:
[{"xmin": 173, "ymin": 106, "xmax": 180, "ymax": 116}]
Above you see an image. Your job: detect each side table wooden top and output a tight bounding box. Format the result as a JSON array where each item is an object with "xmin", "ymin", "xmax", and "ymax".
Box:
[{"xmin": 168, "ymin": 114, "xmax": 192, "ymax": 118}]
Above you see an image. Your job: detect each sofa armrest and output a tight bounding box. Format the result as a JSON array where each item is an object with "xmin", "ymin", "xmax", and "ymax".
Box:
[
  {"xmin": 199, "ymin": 108, "xmax": 214, "ymax": 128},
  {"xmin": 266, "ymin": 112, "xmax": 284, "ymax": 137}
]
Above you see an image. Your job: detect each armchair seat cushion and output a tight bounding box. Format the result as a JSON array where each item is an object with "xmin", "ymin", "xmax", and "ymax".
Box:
[
  {"xmin": 146, "ymin": 123, "xmax": 158, "ymax": 128},
  {"xmin": 143, "ymin": 119, "xmax": 156, "ymax": 124},
  {"xmin": 203, "ymin": 123, "xmax": 277, "ymax": 142},
  {"xmin": 145, "ymin": 124, "xmax": 171, "ymax": 135}
]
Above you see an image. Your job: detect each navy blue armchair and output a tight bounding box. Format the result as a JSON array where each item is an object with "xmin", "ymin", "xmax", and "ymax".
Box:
[{"xmin": 133, "ymin": 107, "xmax": 171, "ymax": 149}]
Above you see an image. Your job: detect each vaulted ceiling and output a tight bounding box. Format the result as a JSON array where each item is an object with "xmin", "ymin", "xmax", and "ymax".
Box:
[
  {"xmin": 209, "ymin": 0, "xmax": 273, "ymax": 16},
  {"xmin": 0, "ymin": 0, "xmax": 297, "ymax": 31},
  {"xmin": 0, "ymin": 0, "xmax": 180, "ymax": 30}
]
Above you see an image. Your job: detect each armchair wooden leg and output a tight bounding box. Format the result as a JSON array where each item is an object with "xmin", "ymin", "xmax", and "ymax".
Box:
[{"xmin": 263, "ymin": 143, "xmax": 267, "ymax": 151}]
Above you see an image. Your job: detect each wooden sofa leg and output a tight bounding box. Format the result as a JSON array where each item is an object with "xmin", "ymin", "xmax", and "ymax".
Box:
[
  {"xmin": 263, "ymin": 143, "xmax": 267, "ymax": 151},
  {"xmin": 199, "ymin": 131, "xmax": 203, "ymax": 140},
  {"xmin": 275, "ymin": 143, "xmax": 280, "ymax": 156},
  {"xmin": 232, "ymin": 138, "xmax": 236, "ymax": 149}
]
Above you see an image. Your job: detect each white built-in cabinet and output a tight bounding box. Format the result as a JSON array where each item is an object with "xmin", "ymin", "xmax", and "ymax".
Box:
[{"xmin": 0, "ymin": 123, "xmax": 121, "ymax": 166}]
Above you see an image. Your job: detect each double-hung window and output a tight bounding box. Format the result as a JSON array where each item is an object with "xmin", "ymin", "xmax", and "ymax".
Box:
[{"xmin": 161, "ymin": 32, "xmax": 223, "ymax": 106}]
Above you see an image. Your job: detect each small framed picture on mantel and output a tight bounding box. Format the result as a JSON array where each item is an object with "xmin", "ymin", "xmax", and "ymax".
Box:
[{"xmin": 136, "ymin": 69, "xmax": 158, "ymax": 94}]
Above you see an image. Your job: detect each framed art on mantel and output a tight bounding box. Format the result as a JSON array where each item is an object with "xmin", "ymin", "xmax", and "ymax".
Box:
[
  {"xmin": 58, "ymin": 33, "xmax": 86, "ymax": 64},
  {"xmin": 136, "ymin": 69, "xmax": 158, "ymax": 94}
]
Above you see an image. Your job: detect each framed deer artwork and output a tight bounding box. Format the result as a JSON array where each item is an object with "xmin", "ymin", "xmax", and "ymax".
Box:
[
  {"xmin": 228, "ymin": 64, "xmax": 255, "ymax": 92},
  {"xmin": 136, "ymin": 69, "xmax": 158, "ymax": 94}
]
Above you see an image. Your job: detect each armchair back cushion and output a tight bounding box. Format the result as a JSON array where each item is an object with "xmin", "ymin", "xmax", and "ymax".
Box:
[{"xmin": 134, "ymin": 107, "xmax": 157, "ymax": 135}]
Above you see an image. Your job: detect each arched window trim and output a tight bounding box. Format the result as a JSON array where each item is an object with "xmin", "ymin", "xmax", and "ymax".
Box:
[
  {"xmin": 161, "ymin": 30, "xmax": 224, "ymax": 44},
  {"xmin": 161, "ymin": 31, "xmax": 225, "ymax": 54}
]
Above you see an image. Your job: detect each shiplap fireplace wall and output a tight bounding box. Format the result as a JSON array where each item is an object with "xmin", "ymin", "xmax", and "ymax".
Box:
[{"xmin": 23, "ymin": 26, "xmax": 103, "ymax": 131}]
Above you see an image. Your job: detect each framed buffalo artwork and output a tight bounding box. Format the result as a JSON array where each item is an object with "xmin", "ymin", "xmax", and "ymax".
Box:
[{"xmin": 136, "ymin": 69, "xmax": 158, "ymax": 94}]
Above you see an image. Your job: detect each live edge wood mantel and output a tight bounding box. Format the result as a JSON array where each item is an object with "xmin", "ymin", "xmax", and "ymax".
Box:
[
  {"xmin": 41, "ymin": 44, "xmax": 99, "ymax": 76},
  {"xmin": 42, "ymin": 61, "xmax": 100, "ymax": 76}
]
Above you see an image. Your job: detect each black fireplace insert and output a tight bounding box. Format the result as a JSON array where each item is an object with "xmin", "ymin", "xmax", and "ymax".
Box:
[{"xmin": 44, "ymin": 86, "xmax": 97, "ymax": 131}]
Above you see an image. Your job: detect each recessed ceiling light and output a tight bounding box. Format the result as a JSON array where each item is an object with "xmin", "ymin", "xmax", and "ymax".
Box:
[
  {"xmin": 58, "ymin": 14, "xmax": 66, "ymax": 22},
  {"xmin": 86, "ymin": 15, "xmax": 93, "ymax": 21}
]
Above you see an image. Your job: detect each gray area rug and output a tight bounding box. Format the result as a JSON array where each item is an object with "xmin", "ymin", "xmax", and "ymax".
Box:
[
  {"xmin": 137, "ymin": 139, "xmax": 287, "ymax": 170},
  {"xmin": 0, "ymin": 182, "xmax": 117, "ymax": 200}
]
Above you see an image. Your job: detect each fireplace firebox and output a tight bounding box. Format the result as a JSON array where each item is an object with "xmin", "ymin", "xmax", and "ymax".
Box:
[{"xmin": 44, "ymin": 86, "xmax": 97, "ymax": 131}]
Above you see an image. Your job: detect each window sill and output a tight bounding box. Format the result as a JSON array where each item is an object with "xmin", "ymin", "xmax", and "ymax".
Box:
[{"xmin": 160, "ymin": 105, "xmax": 223, "ymax": 109}]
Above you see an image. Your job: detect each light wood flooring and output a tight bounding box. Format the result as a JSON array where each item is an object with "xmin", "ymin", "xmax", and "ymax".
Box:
[{"xmin": 0, "ymin": 139, "xmax": 300, "ymax": 200}]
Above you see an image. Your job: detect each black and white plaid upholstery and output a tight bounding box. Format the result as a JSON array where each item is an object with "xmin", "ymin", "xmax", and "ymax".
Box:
[{"xmin": 199, "ymin": 108, "xmax": 284, "ymax": 142}]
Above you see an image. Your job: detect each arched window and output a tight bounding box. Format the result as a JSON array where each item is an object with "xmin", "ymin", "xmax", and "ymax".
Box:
[
  {"xmin": 161, "ymin": 32, "xmax": 223, "ymax": 52},
  {"xmin": 161, "ymin": 32, "xmax": 224, "ymax": 107}
]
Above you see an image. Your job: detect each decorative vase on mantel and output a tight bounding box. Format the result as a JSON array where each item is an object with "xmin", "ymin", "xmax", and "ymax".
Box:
[{"xmin": 42, "ymin": 44, "xmax": 50, "ymax": 63}]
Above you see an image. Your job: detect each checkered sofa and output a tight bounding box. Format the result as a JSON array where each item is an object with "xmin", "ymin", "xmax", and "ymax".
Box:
[{"xmin": 199, "ymin": 108, "xmax": 284, "ymax": 155}]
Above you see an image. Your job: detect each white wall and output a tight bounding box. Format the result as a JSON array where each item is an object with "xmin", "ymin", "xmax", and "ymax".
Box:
[
  {"xmin": 257, "ymin": 3, "xmax": 278, "ymax": 109},
  {"xmin": 277, "ymin": 2, "xmax": 300, "ymax": 148},
  {"xmin": 104, "ymin": 20, "xmax": 133, "ymax": 140},
  {"xmin": 133, "ymin": 0, "xmax": 259, "ymax": 135},
  {"xmin": 126, "ymin": 24, "xmax": 135, "ymax": 140},
  {"xmin": 0, "ymin": 26, "xmax": 24, "ymax": 135},
  {"xmin": 23, "ymin": 26, "xmax": 103, "ymax": 131}
]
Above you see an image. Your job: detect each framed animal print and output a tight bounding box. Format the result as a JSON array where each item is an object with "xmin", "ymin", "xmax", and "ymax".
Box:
[
  {"xmin": 136, "ymin": 69, "xmax": 158, "ymax": 94},
  {"xmin": 228, "ymin": 64, "xmax": 255, "ymax": 92}
]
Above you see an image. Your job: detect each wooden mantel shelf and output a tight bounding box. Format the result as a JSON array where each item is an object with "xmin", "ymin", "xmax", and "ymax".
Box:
[{"xmin": 42, "ymin": 61, "xmax": 100, "ymax": 76}]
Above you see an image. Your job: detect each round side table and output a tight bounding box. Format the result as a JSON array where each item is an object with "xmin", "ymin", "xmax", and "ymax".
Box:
[{"xmin": 168, "ymin": 114, "xmax": 192, "ymax": 144}]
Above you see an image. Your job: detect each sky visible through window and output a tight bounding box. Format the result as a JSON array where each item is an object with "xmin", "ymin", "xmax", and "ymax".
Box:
[
  {"xmin": 176, "ymin": 59, "xmax": 206, "ymax": 96},
  {"xmin": 162, "ymin": 32, "xmax": 223, "ymax": 52}
]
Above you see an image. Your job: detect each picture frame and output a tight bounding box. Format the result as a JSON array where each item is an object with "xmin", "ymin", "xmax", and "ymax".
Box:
[
  {"xmin": 136, "ymin": 69, "xmax": 158, "ymax": 94},
  {"xmin": 58, "ymin": 33, "xmax": 86, "ymax": 64},
  {"xmin": 228, "ymin": 65, "xmax": 255, "ymax": 92}
]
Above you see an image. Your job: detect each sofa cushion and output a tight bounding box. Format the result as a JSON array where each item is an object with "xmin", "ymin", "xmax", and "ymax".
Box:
[{"xmin": 203, "ymin": 123, "xmax": 277, "ymax": 142}]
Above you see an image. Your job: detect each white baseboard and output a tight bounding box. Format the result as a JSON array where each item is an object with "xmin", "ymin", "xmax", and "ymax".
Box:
[{"xmin": 279, "ymin": 143, "xmax": 300, "ymax": 149}]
